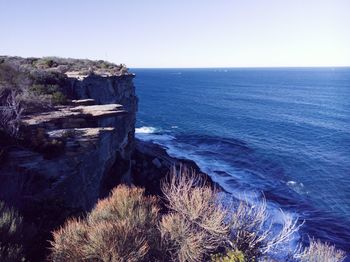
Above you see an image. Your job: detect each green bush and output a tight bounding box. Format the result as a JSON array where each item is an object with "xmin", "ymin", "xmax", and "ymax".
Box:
[
  {"xmin": 34, "ymin": 58, "xmax": 58, "ymax": 69},
  {"xmin": 29, "ymin": 84, "xmax": 67, "ymax": 105},
  {"xmin": 211, "ymin": 249, "xmax": 245, "ymax": 262},
  {"xmin": 0, "ymin": 201, "xmax": 25, "ymax": 262},
  {"xmin": 51, "ymin": 91, "xmax": 67, "ymax": 105}
]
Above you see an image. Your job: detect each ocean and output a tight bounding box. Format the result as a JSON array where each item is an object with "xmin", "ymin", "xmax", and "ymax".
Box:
[{"xmin": 132, "ymin": 68, "xmax": 350, "ymax": 255}]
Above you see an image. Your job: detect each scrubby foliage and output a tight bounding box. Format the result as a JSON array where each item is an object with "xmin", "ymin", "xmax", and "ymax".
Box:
[
  {"xmin": 229, "ymin": 198, "xmax": 301, "ymax": 260},
  {"xmin": 0, "ymin": 55, "xmax": 129, "ymax": 136},
  {"xmin": 0, "ymin": 55, "xmax": 127, "ymax": 76},
  {"xmin": 49, "ymin": 168, "xmax": 347, "ymax": 262},
  {"xmin": 160, "ymin": 167, "xmax": 229, "ymax": 261},
  {"xmin": 295, "ymin": 238, "xmax": 346, "ymax": 262},
  {"xmin": 50, "ymin": 185, "xmax": 160, "ymax": 262},
  {"xmin": 0, "ymin": 201, "xmax": 25, "ymax": 262},
  {"xmin": 0, "ymin": 62, "xmax": 28, "ymax": 137},
  {"xmin": 0, "ymin": 90, "xmax": 22, "ymax": 137},
  {"xmin": 211, "ymin": 249, "xmax": 245, "ymax": 262}
]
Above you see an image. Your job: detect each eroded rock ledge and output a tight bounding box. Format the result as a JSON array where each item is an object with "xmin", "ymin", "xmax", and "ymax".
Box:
[
  {"xmin": 0, "ymin": 56, "xmax": 212, "ymax": 261},
  {"xmin": 0, "ymin": 61, "xmax": 138, "ymax": 260}
]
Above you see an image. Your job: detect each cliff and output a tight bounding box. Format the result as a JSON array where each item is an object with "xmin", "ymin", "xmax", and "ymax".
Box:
[
  {"xmin": 0, "ymin": 57, "xmax": 138, "ymax": 259},
  {"xmin": 0, "ymin": 56, "xmax": 214, "ymax": 260}
]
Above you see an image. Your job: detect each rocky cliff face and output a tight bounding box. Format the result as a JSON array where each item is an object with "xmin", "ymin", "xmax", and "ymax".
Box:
[
  {"xmin": 0, "ymin": 73, "xmax": 137, "ymax": 211},
  {"xmin": 0, "ymin": 70, "xmax": 138, "ymax": 260},
  {"xmin": 0, "ymin": 57, "xmax": 216, "ymax": 261}
]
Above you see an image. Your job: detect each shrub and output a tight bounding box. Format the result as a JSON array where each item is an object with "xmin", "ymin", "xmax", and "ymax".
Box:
[
  {"xmin": 51, "ymin": 91, "xmax": 67, "ymax": 105},
  {"xmin": 295, "ymin": 238, "xmax": 346, "ymax": 262},
  {"xmin": 0, "ymin": 62, "xmax": 28, "ymax": 137},
  {"xmin": 229, "ymin": 198, "xmax": 301, "ymax": 260},
  {"xmin": 160, "ymin": 167, "xmax": 229, "ymax": 261},
  {"xmin": 29, "ymin": 84, "xmax": 67, "ymax": 105},
  {"xmin": 161, "ymin": 212, "xmax": 206, "ymax": 262},
  {"xmin": 49, "ymin": 218, "xmax": 88, "ymax": 261},
  {"xmin": 0, "ymin": 62, "xmax": 31, "ymax": 93},
  {"xmin": 49, "ymin": 167, "xmax": 344, "ymax": 262},
  {"xmin": 16, "ymin": 89, "xmax": 52, "ymax": 113},
  {"xmin": 34, "ymin": 58, "xmax": 57, "ymax": 69},
  {"xmin": 211, "ymin": 249, "xmax": 245, "ymax": 262},
  {"xmin": 50, "ymin": 185, "xmax": 161, "ymax": 262},
  {"xmin": 0, "ymin": 90, "xmax": 22, "ymax": 137},
  {"xmin": 0, "ymin": 201, "xmax": 25, "ymax": 262}
]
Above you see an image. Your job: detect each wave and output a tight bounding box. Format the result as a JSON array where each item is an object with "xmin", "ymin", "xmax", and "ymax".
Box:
[
  {"xmin": 135, "ymin": 126, "xmax": 157, "ymax": 134},
  {"xmin": 135, "ymin": 126, "xmax": 175, "ymax": 142}
]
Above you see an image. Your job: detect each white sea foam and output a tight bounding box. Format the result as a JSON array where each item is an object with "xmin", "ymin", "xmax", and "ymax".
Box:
[
  {"xmin": 135, "ymin": 126, "xmax": 175, "ymax": 142},
  {"xmin": 135, "ymin": 126, "xmax": 157, "ymax": 134},
  {"xmin": 287, "ymin": 180, "xmax": 307, "ymax": 195}
]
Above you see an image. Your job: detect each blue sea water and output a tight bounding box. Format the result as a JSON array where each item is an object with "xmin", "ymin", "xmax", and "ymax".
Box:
[{"xmin": 132, "ymin": 68, "xmax": 350, "ymax": 255}]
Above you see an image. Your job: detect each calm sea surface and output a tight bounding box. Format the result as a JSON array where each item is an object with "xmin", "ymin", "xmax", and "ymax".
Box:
[{"xmin": 132, "ymin": 68, "xmax": 350, "ymax": 253}]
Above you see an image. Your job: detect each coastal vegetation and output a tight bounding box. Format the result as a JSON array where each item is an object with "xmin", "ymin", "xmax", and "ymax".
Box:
[
  {"xmin": 0, "ymin": 56, "xmax": 127, "ymax": 138},
  {"xmin": 0, "ymin": 56, "xmax": 347, "ymax": 261},
  {"xmin": 0, "ymin": 201, "xmax": 25, "ymax": 262},
  {"xmin": 49, "ymin": 167, "xmax": 346, "ymax": 262}
]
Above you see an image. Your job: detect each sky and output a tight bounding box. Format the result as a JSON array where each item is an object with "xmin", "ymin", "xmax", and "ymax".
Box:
[{"xmin": 0, "ymin": 0, "xmax": 349, "ymax": 68}]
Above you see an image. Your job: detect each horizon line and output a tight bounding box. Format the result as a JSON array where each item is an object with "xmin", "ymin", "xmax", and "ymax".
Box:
[{"xmin": 130, "ymin": 65, "xmax": 350, "ymax": 69}]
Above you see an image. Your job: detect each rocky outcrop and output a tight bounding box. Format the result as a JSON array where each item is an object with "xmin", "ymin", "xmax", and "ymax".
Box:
[
  {"xmin": 66, "ymin": 73, "xmax": 137, "ymax": 113},
  {"xmin": 0, "ymin": 56, "xmax": 216, "ymax": 261},
  {"xmin": 0, "ymin": 73, "xmax": 137, "ymax": 209},
  {"xmin": 0, "ymin": 71, "xmax": 137, "ymax": 261}
]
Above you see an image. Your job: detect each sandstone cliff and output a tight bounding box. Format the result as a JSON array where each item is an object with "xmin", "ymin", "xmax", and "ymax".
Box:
[
  {"xmin": 0, "ymin": 57, "xmax": 138, "ymax": 259},
  {"xmin": 0, "ymin": 56, "xmax": 213, "ymax": 260},
  {"xmin": 0, "ymin": 73, "xmax": 137, "ymax": 210}
]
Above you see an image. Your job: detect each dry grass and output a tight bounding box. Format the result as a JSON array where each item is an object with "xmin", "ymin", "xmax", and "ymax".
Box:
[
  {"xmin": 295, "ymin": 238, "xmax": 346, "ymax": 262},
  {"xmin": 160, "ymin": 167, "xmax": 229, "ymax": 261},
  {"xmin": 50, "ymin": 185, "xmax": 160, "ymax": 262}
]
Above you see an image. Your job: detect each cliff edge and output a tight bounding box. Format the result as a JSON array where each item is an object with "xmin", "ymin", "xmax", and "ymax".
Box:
[
  {"xmin": 0, "ymin": 56, "xmax": 213, "ymax": 261},
  {"xmin": 0, "ymin": 56, "xmax": 138, "ymax": 259}
]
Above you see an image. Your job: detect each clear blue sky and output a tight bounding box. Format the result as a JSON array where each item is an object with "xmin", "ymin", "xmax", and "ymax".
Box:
[{"xmin": 0, "ymin": 0, "xmax": 349, "ymax": 68}]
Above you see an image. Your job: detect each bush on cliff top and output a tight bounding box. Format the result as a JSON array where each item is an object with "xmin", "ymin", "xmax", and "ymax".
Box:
[
  {"xmin": 0, "ymin": 55, "xmax": 128, "ymax": 137},
  {"xmin": 0, "ymin": 55, "xmax": 127, "ymax": 76},
  {"xmin": 0, "ymin": 59, "xmax": 69, "ymax": 137}
]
